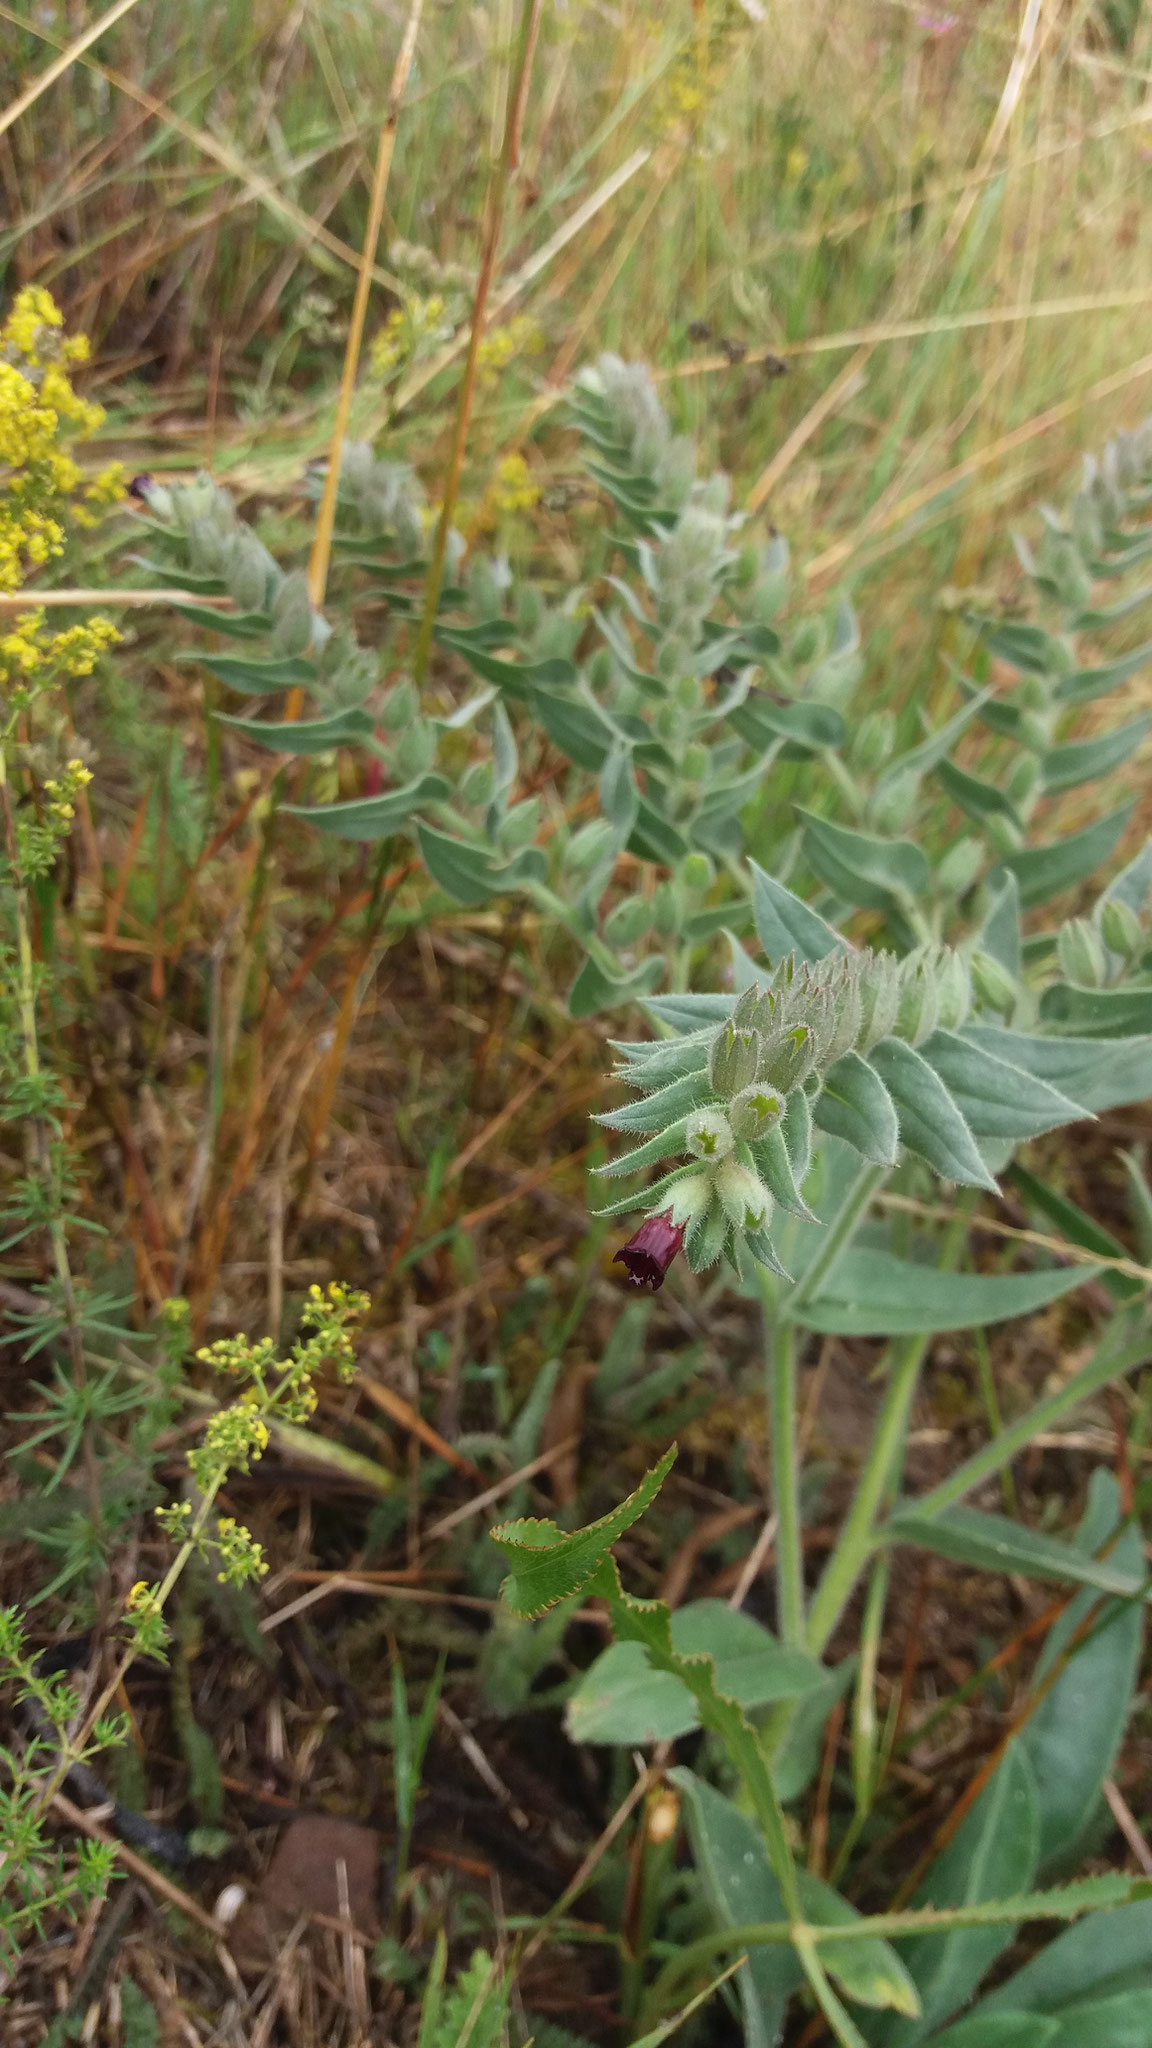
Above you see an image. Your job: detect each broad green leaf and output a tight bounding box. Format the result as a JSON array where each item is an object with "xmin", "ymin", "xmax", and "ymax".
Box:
[
  {"xmin": 533, "ymin": 686, "xmax": 613, "ymax": 769},
  {"xmin": 417, "ymin": 822, "xmax": 545, "ymax": 902},
  {"xmin": 435, "ymin": 634, "xmax": 578, "ymax": 695},
  {"xmin": 801, "ymin": 1248, "xmax": 1098, "ymax": 1337},
  {"xmin": 884, "ymin": 1504, "xmax": 1144, "ymax": 1599},
  {"xmin": 749, "ymin": 859, "xmax": 846, "ymax": 965},
  {"xmin": 216, "ymin": 707, "xmax": 375, "ymax": 754},
  {"xmin": 771, "ymin": 1655, "xmax": 857, "ymax": 1803},
  {"xmin": 882, "ymin": 686, "xmax": 993, "ymax": 782},
  {"xmin": 566, "ymin": 1601, "xmax": 825, "ymax": 1744},
  {"xmin": 182, "ymin": 650, "xmax": 316, "ymax": 691},
  {"xmin": 731, "ymin": 696, "xmax": 845, "ymax": 753},
  {"xmin": 1049, "ymin": 1990, "xmax": 1152, "ymax": 2046},
  {"xmin": 977, "ymin": 1899, "xmax": 1152, "ymax": 2018},
  {"xmin": 671, "ymin": 1768, "xmax": 802, "ymax": 2047},
  {"xmin": 628, "ymin": 798, "xmax": 688, "ymax": 866},
  {"xmin": 866, "ymin": 1039, "xmax": 997, "ymax": 1191},
  {"xmin": 918, "ymin": 1031, "xmax": 1085, "ymax": 1139},
  {"xmin": 926, "ymin": 2015, "xmax": 1057, "ymax": 2047},
  {"xmin": 937, "ymin": 758, "xmax": 1019, "ymax": 823},
  {"xmin": 1038, "ymin": 984, "xmax": 1152, "ymax": 1038},
  {"xmin": 995, "ymin": 804, "xmax": 1133, "ymax": 908},
  {"xmin": 600, "ymin": 745, "xmax": 640, "ymax": 837},
  {"xmin": 797, "ymin": 808, "xmax": 930, "ymax": 906},
  {"xmin": 1041, "ymin": 715, "xmax": 1152, "ymax": 794},
  {"xmin": 799, "ymin": 1877, "xmax": 919, "ymax": 2017},
  {"xmin": 813, "ymin": 1051, "xmax": 900, "ymax": 1165},
  {"xmin": 1104, "ymin": 837, "xmax": 1152, "ymax": 916},
  {"xmin": 1022, "ymin": 1469, "xmax": 1144, "ymax": 1867},
  {"xmin": 568, "ymin": 953, "xmax": 665, "ymax": 1019},
  {"xmin": 870, "ymin": 1747, "xmax": 1040, "ymax": 2046},
  {"xmin": 963, "ymin": 1026, "xmax": 1152, "ymax": 1114},
  {"xmin": 1007, "ymin": 1160, "xmax": 1144, "ymax": 1305},
  {"xmin": 492, "ymin": 1446, "xmax": 675, "ymax": 1616},
  {"xmin": 285, "ymin": 773, "xmax": 450, "ymax": 839}
]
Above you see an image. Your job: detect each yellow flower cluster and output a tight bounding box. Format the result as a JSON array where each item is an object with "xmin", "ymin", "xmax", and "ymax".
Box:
[
  {"xmin": 491, "ymin": 451, "xmax": 541, "ymax": 515},
  {"xmin": 476, "ymin": 314, "xmax": 544, "ymax": 385},
  {"xmin": 0, "ymin": 607, "xmax": 119, "ymax": 699},
  {"xmin": 0, "ymin": 286, "xmax": 122, "ymax": 593},
  {"xmin": 42, "ymin": 757, "xmax": 93, "ymax": 824},
  {"xmin": 370, "ymin": 293, "xmax": 448, "ymax": 379}
]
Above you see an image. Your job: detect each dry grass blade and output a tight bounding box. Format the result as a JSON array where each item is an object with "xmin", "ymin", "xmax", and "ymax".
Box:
[
  {"xmin": 0, "ymin": 0, "xmax": 145, "ymax": 142},
  {"xmin": 306, "ymin": 0, "xmax": 426, "ymax": 613}
]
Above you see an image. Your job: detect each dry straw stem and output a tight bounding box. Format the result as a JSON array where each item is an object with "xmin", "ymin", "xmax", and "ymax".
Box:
[
  {"xmin": 306, "ymin": 0, "xmax": 426, "ymax": 613},
  {"xmin": 0, "ymin": 590, "xmax": 236, "ymax": 611},
  {"xmin": 3, "ymin": 5, "xmax": 405, "ymax": 298},
  {"xmin": 0, "ymin": 0, "xmax": 145, "ymax": 142},
  {"xmin": 875, "ymin": 1191, "xmax": 1152, "ymax": 1290},
  {"xmin": 411, "ymin": 0, "xmax": 544, "ymax": 689}
]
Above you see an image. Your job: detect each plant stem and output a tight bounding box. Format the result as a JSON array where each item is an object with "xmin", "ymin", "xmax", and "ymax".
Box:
[
  {"xmin": 765, "ymin": 1303, "xmax": 804, "ymax": 1647},
  {"xmin": 410, "ymin": 0, "xmax": 543, "ymax": 690},
  {"xmin": 779, "ymin": 1159, "xmax": 889, "ymax": 1325},
  {"xmin": 0, "ymin": 739, "xmax": 102, "ymax": 1541}
]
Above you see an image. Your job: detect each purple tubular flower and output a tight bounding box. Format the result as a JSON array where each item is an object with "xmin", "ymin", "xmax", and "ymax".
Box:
[
  {"xmin": 127, "ymin": 473, "xmax": 154, "ymax": 502},
  {"xmin": 613, "ymin": 1211, "xmax": 685, "ymax": 1291}
]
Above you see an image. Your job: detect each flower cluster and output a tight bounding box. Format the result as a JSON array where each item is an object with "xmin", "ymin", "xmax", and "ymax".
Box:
[
  {"xmin": 0, "ymin": 286, "xmax": 123, "ymax": 590},
  {"xmin": 489, "ymin": 451, "xmax": 541, "ymax": 516},
  {"xmin": 476, "ymin": 314, "xmax": 544, "ymax": 385},
  {"xmin": 603, "ymin": 943, "xmax": 972, "ymax": 1286},
  {"xmin": 370, "ymin": 293, "xmax": 451, "ymax": 379}
]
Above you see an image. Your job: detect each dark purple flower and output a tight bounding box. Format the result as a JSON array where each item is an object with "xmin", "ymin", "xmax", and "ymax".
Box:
[
  {"xmin": 127, "ymin": 473, "xmax": 154, "ymax": 502},
  {"xmin": 613, "ymin": 1210, "xmax": 685, "ymax": 1291}
]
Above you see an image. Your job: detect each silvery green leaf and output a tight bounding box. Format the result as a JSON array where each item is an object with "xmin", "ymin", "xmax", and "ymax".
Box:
[
  {"xmin": 590, "ymin": 1164, "xmax": 702, "ymax": 1220},
  {"xmin": 724, "ymin": 927, "xmax": 764, "ymax": 993},
  {"xmin": 593, "ymin": 1120, "xmax": 689, "ymax": 1179},
  {"xmin": 568, "ymin": 952, "xmax": 664, "ymax": 1020},
  {"xmin": 917, "ymin": 1031, "xmax": 1087, "ymax": 1140},
  {"xmin": 962, "ymin": 1026, "xmax": 1152, "ymax": 1114},
  {"xmin": 748, "ymin": 858, "xmax": 846, "ymax": 965},
  {"xmin": 937, "ymin": 758, "xmax": 1020, "ymax": 823},
  {"xmin": 1041, "ymin": 715, "xmax": 1152, "ymax": 794},
  {"xmin": 610, "ymin": 1026, "xmax": 716, "ymax": 1088},
  {"xmin": 644, "ymin": 992, "xmax": 735, "ymax": 1031},
  {"xmin": 994, "ymin": 804, "xmax": 1132, "ymax": 909},
  {"xmin": 978, "ymin": 873, "xmax": 1022, "ymax": 979},
  {"xmin": 797, "ymin": 807, "xmax": 931, "ymax": 910},
  {"xmin": 596, "ymin": 1072, "xmax": 716, "ymax": 1134},
  {"xmin": 880, "ymin": 684, "xmax": 993, "ymax": 782},
  {"xmin": 867, "ymin": 1039, "xmax": 997, "ymax": 1190},
  {"xmin": 782, "ymin": 1083, "xmax": 814, "ymax": 1184},
  {"xmin": 813, "ymin": 1051, "xmax": 900, "ymax": 1166},
  {"xmin": 1053, "ymin": 636, "xmax": 1152, "ymax": 706},
  {"xmin": 749, "ymin": 1124, "xmax": 817, "ymax": 1220}
]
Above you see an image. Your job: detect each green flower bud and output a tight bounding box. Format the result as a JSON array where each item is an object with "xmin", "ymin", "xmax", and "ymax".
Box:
[
  {"xmin": 564, "ymin": 819, "xmax": 617, "ymax": 877},
  {"xmin": 685, "ymin": 1198, "xmax": 730, "ymax": 1272},
  {"xmin": 870, "ymin": 770, "xmax": 919, "ymax": 836},
  {"xmin": 680, "ymin": 742, "xmax": 709, "ymax": 783},
  {"xmin": 676, "ymin": 674, "xmax": 703, "ymax": 712},
  {"xmin": 709, "ymin": 1021, "xmax": 762, "ymax": 1096},
  {"xmin": 270, "ymin": 569, "xmax": 315, "ymax": 657},
  {"xmin": 970, "ymin": 948, "xmax": 1018, "ymax": 1015},
  {"xmin": 655, "ymin": 702, "xmax": 683, "ymax": 745},
  {"xmin": 1058, "ymin": 916, "xmax": 1107, "ymax": 989},
  {"xmin": 603, "ymin": 894, "xmax": 653, "ymax": 947},
  {"xmin": 498, "ymin": 797, "xmax": 541, "ymax": 855},
  {"xmin": 685, "ymin": 1107, "xmax": 734, "ymax": 1162},
  {"xmin": 1017, "ymin": 675, "xmax": 1050, "ymax": 711},
  {"xmin": 896, "ymin": 953, "xmax": 940, "ymax": 1046},
  {"xmin": 855, "ymin": 954, "xmax": 902, "ymax": 1052},
  {"xmin": 790, "ymin": 617, "xmax": 823, "ymax": 665},
  {"xmin": 935, "ymin": 948, "xmax": 971, "ymax": 1032},
  {"xmin": 1101, "ymin": 896, "xmax": 1144, "ymax": 963},
  {"xmin": 936, "ymin": 836, "xmax": 985, "ymax": 897},
  {"xmin": 460, "ymin": 759, "xmax": 495, "ymax": 807},
  {"xmin": 1018, "ymin": 710, "xmax": 1053, "ymax": 752},
  {"xmin": 587, "ymin": 647, "xmax": 614, "ymax": 691},
  {"xmin": 228, "ymin": 534, "xmax": 273, "ymax": 614},
  {"xmin": 378, "ymin": 679, "xmax": 418, "ymax": 731},
  {"xmin": 850, "ymin": 710, "xmax": 896, "ymax": 772},
  {"xmin": 1005, "ymin": 756, "xmax": 1040, "ymax": 805},
  {"xmin": 821, "ymin": 974, "xmax": 863, "ymax": 1065},
  {"xmin": 680, "ymin": 851, "xmax": 715, "ymax": 894},
  {"xmin": 394, "ymin": 720, "xmax": 437, "ymax": 779},
  {"xmin": 653, "ymin": 880, "xmax": 680, "ymax": 936},
  {"xmin": 758, "ymin": 1021, "xmax": 816, "ymax": 1093},
  {"xmin": 729, "ymin": 1082, "xmax": 785, "ymax": 1142},
  {"xmin": 713, "ymin": 1158, "xmax": 771, "ymax": 1232},
  {"xmin": 985, "ymin": 813, "xmax": 1024, "ymax": 857},
  {"xmin": 666, "ymin": 1170, "xmax": 715, "ymax": 1229}
]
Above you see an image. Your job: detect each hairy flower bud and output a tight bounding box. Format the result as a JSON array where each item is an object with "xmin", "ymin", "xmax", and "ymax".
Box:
[
  {"xmin": 685, "ymin": 1107, "xmax": 734, "ymax": 1161},
  {"xmin": 870, "ymin": 769, "xmax": 919, "ymax": 836},
  {"xmin": 850, "ymin": 710, "xmax": 895, "ymax": 772},
  {"xmin": 821, "ymin": 973, "xmax": 863, "ymax": 1066},
  {"xmin": 895, "ymin": 953, "xmax": 939, "ymax": 1046},
  {"xmin": 653, "ymin": 880, "xmax": 680, "ymax": 936},
  {"xmin": 270, "ymin": 569, "xmax": 315, "ymax": 657},
  {"xmin": 935, "ymin": 948, "xmax": 971, "ymax": 1032},
  {"xmin": 729, "ymin": 1081, "xmax": 785, "ymax": 1142},
  {"xmin": 1058, "ymin": 916, "xmax": 1108, "ymax": 990},
  {"xmin": 970, "ymin": 948, "xmax": 1018, "ymax": 1016},
  {"xmin": 709, "ymin": 1021, "xmax": 761, "ymax": 1096},
  {"xmin": 758, "ymin": 1020, "xmax": 817, "ymax": 1093},
  {"xmin": 1101, "ymin": 897, "xmax": 1143, "ymax": 963},
  {"xmin": 604, "ymin": 894, "xmax": 653, "ymax": 947},
  {"xmin": 564, "ymin": 819, "xmax": 616, "ymax": 877},
  {"xmin": 713, "ymin": 1159, "xmax": 771, "ymax": 1232},
  {"xmin": 855, "ymin": 953, "xmax": 901, "ymax": 1052},
  {"xmin": 935, "ymin": 836, "xmax": 985, "ymax": 898},
  {"xmin": 680, "ymin": 851, "xmax": 715, "ymax": 893}
]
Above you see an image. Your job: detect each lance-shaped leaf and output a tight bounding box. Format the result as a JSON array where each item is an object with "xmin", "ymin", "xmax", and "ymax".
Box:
[
  {"xmin": 884, "ymin": 1505, "xmax": 1144, "ymax": 1599},
  {"xmin": 216, "ymin": 707, "xmax": 375, "ymax": 754},
  {"xmin": 169, "ymin": 601, "xmax": 270, "ymax": 638},
  {"xmin": 749, "ymin": 859, "xmax": 846, "ymax": 965},
  {"xmin": 568, "ymin": 952, "xmax": 665, "ymax": 1020},
  {"xmin": 936, "ymin": 758, "xmax": 1020, "ymax": 824},
  {"xmin": 994, "ymin": 804, "xmax": 1132, "ymax": 909},
  {"xmin": 813, "ymin": 1052, "xmax": 900, "ymax": 1166},
  {"xmin": 610, "ymin": 1025, "xmax": 717, "ymax": 1089},
  {"xmin": 963, "ymin": 1026, "xmax": 1152, "ymax": 1115},
  {"xmin": 492, "ymin": 1445, "xmax": 675, "ymax": 1617},
  {"xmin": 417, "ymin": 821, "xmax": 546, "ymax": 902},
  {"xmin": 970, "ymin": 618, "xmax": 1062, "ymax": 673},
  {"xmin": 1053, "ymin": 636, "xmax": 1152, "ymax": 705},
  {"xmin": 645, "ymin": 992, "xmax": 735, "ymax": 1032},
  {"xmin": 1041, "ymin": 714, "xmax": 1152, "ymax": 794},
  {"xmin": 593, "ymin": 1118, "xmax": 689, "ymax": 1179},
  {"xmin": 917, "ymin": 1031, "xmax": 1086, "ymax": 1139},
  {"xmin": 597, "ymin": 1071, "xmax": 716, "ymax": 1134},
  {"xmin": 797, "ymin": 808, "xmax": 931, "ymax": 909},
  {"xmin": 751, "ymin": 1123, "xmax": 817, "ymax": 1220},
  {"xmin": 866, "ymin": 1039, "xmax": 997, "ymax": 1190},
  {"xmin": 286, "ymin": 773, "xmax": 451, "ymax": 840},
  {"xmin": 800, "ymin": 1250, "xmax": 1099, "ymax": 1338},
  {"xmin": 783, "ymin": 1083, "xmax": 814, "ymax": 1185},
  {"xmin": 1038, "ymin": 984, "xmax": 1152, "ymax": 1038},
  {"xmin": 1007, "ymin": 1160, "xmax": 1144, "ymax": 1305},
  {"xmin": 182, "ymin": 650, "xmax": 317, "ymax": 692}
]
